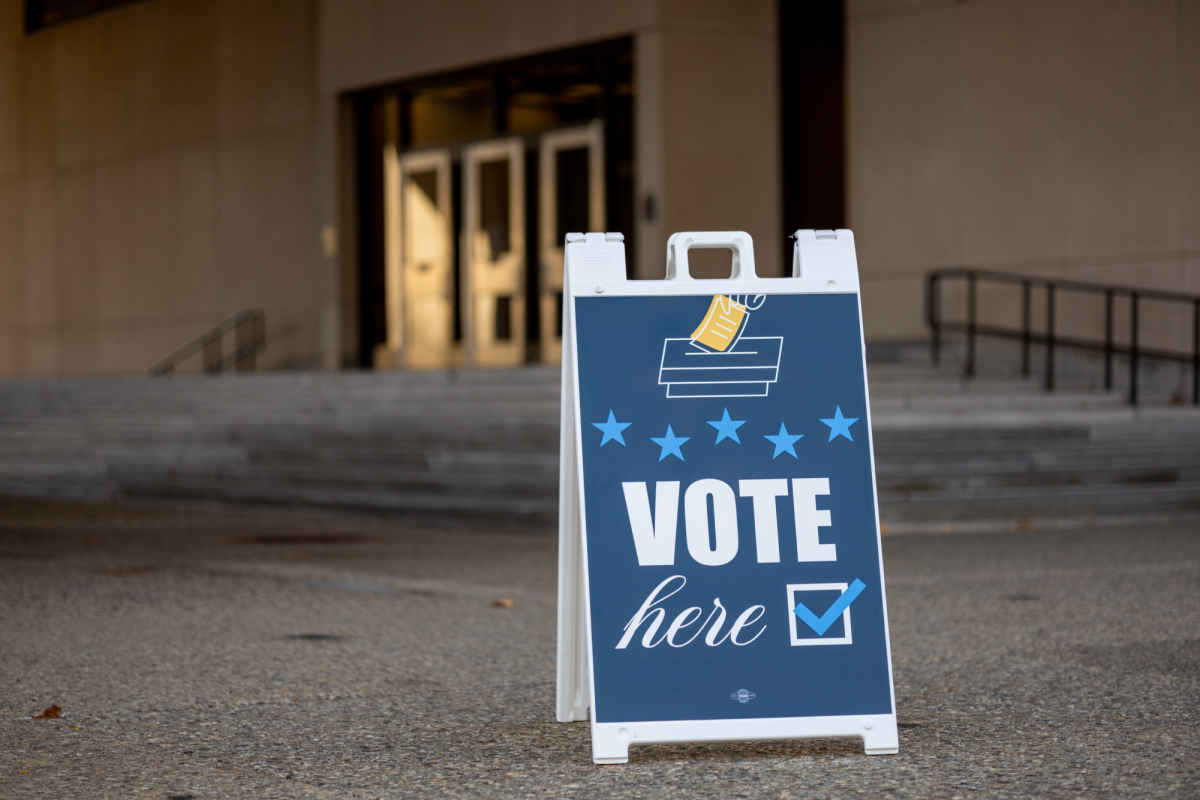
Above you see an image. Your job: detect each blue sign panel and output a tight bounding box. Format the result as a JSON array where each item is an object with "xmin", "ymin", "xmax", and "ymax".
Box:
[{"xmin": 575, "ymin": 292, "xmax": 892, "ymax": 725}]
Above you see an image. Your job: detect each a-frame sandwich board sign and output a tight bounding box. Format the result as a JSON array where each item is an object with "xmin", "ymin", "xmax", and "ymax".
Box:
[{"xmin": 556, "ymin": 230, "xmax": 899, "ymax": 765}]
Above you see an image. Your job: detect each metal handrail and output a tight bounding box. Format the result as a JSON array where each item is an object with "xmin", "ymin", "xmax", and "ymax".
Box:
[
  {"xmin": 149, "ymin": 309, "xmax": 265, "ymax": 377},
  {"xmin": 926, "ymin": 268, "xmax": 1200, "ymax": 405}
]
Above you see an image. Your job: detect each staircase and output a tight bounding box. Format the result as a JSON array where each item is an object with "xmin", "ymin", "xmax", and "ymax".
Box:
[
  {"xmin": 1, "ymin": 364, "xmax": 1199, "ymax": 533},
  {"xmin": 867, "ymin": 363, "xmax": 1200, "ymax": 533},
  {"xmin": 0, "ymin": 370, "xmax": 562, "ymax": 526}
]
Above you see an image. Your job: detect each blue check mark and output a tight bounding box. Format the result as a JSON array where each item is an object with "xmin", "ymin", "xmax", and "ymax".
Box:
[{"xmin": 793, "ymin": 579, "xmax": 867, "ymax": 636}]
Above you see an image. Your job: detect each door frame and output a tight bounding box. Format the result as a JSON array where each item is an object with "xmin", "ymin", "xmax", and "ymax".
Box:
[
  {"xmin": 539, "ymin": 122, "xmax": 605, "ymax": 363},
  {"xmin": 462, "ymin": 137, "xmax": 526, "ymax": 367}
]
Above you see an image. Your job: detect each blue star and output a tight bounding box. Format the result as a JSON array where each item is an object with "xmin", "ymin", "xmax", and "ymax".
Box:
[
  {"xmin": 650, "ymin": 425, "xmax": 690, "ymax": 461},
  {"xmin": 764, "ymin": 422, "xmax": 803, "ymax": 459},
  {"xmin": 820, "ymin": 406, "xmax": 859, "ymax": 442},
  {"xmin": 706, "ymin": 408, "xmax": 746, "ymax": 444},
  {"xmin": 591, "ymin": 410, "xmax": 632, "ymax": 446}
]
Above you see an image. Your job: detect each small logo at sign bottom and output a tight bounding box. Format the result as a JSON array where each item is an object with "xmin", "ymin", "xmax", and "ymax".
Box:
[{"xmin": 731, "ymin": 688, "xmax": 757, "ymax": 704}]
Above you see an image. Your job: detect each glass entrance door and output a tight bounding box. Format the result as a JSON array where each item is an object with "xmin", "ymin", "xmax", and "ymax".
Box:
[
  {"xmin": 384, "ymin": 148, "xmax": 455, "ymax": 369},
  {"xmin": 539, "ymin": 124, "xmax": 604, "ymax": 363},
  {"xmin": 463, "ymin": 139, "xmax": 525, "ymax": 367}
]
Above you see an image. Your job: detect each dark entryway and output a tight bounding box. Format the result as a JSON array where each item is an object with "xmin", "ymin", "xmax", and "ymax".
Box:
[{"xmin": 350, "ymin": 39, "xmax": 634, "ymax": 369}]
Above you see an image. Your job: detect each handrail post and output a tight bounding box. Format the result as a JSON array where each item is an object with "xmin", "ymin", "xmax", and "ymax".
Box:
[
  {"xmin": 1021, "ymin": 279, "xmax": 1031, "ymax": 376},
  {"xmin": 248, "ymin": 312, "xmax": 262, "ymax": 371},
  {"xmin": 235, "ymin": 317, "xmax": 252, "ymax": 372},
  {"xmin": 1130, "ymin": 292, "xmax": 1139, "ymax": 405},
  {"xmin": 258, "ymin": 312, "xmax": 267, "ymax": 366},
  {"xmin": 203, "ymin": 333, "xmax": 222, "ymax": 375},
  {"xmin": 1104, "ymin": 289, "xmax": 1113, "ymax": 390},
  {"xmin": 1193, "ymin": 298, "xmax": 1199, "ymax": 405},
  {"xmin": 966, "ymin": 272, "xmax": 976, "ymax": 378},
  {"xmin": 1045, "ymin": 283, "xmax": 1055, "ymax": 391},
  {"xmin": 928, "ymin": 273, "xmax": 941, "ymax": 366}
]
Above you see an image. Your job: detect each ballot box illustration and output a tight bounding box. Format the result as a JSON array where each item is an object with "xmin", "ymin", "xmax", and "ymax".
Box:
[
  {"xmin": 658, "ymin": 335, "xmax": 783, "ymax": 397},
  {"xmin": 555, "ymin": 230, "xmax": 898, "ymax": 765},
  {"xmin": 659, "ymin": 287, "xmax": 782, "ymax": 398}
]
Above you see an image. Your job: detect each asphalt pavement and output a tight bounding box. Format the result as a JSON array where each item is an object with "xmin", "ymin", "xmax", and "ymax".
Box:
[{"xmin": 1, "ymin": 497, "xmax": 1197, "ymax": 799}]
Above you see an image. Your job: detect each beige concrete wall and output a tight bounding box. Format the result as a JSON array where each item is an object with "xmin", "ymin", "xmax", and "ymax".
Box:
[
  {"xmin": 636, "ymin": 5, "xmax": 781, "ymax": 279},
  {"xmin": 319, "ymin": 0, "xmax": 783, "ymax": 283},
  {"xmin": 850, "ymin": 0, "xmax": 1200, "ymax": 350},
  {"xmin": 0, "ymin": 0, "xmax": 783, "ymax": 378},
  {"xmin": 318, "ymin": 0, "xmax": 653, "ymax": 93},
  {"xmin": 0, "ymin": 0, "xmax": 332, "ymax": 377},
  {"xmin": 15, "ymin": 0, "xmax": 1198, "ymax": 376}
]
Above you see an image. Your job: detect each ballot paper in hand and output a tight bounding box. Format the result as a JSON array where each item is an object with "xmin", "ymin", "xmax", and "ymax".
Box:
[
  {"xmin": 689, "ymin": 295, "xmax": 746, "ymax": 351},
  {"xmin": 689, "ymin": 294, "xmax": 765, "ymax": 352}
]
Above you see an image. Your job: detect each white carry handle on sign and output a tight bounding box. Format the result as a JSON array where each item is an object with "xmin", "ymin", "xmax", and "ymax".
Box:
[{"xmin": 557, "ymin": 230, "xmax": 898, "ymax": 765}]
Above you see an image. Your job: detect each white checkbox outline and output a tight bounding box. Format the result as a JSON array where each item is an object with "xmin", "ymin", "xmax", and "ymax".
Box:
[{"xmin": 788, "ymin": 583, "xmax": 853, "ymax": 646}]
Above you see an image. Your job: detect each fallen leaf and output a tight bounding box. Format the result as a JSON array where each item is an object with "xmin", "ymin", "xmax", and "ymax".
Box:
[
  {"xmin": 491, "ymin": 598, "xmax": 515, "ymax": 609},
  {"xmin": 32, "ymin": 705, "xmax": 61, "ymax": 719}
]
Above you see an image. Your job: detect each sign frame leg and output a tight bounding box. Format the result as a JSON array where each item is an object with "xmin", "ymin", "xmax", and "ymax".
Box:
[
  {"xmin": 556, "ymin": 266, "xmax": 591, "ymax": 724},
  {"xmin": 863, "ymin": 718, "xmax": 900, "ymax": 754}
]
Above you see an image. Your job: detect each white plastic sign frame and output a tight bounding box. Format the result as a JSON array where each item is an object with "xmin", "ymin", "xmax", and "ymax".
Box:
[{"xmin": 556, "ymin": 230, "xmax": 898, "ymax": 764}]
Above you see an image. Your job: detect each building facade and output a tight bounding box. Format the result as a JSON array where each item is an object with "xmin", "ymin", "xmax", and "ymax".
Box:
[{"xmin": 0, "ymin": 0, "xmax": 1197, "ymax": 376}]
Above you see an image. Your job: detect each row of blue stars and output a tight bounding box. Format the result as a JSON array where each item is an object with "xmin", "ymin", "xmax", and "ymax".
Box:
[{"xmin": 592, "ymin": 407, "xmax": 859, "ymax": 461}]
